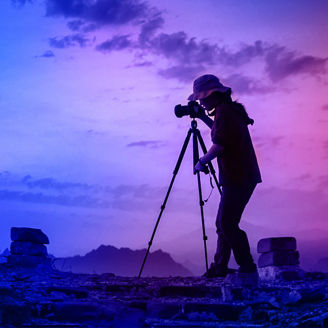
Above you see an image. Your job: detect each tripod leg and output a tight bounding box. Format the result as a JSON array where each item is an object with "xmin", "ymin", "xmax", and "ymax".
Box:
[
  {"xmin": 138, "ymin": 128, "xmax": 193, "ymax": 278},
  {"xmin": 197, "ymin": 130, "xmax": 222, "ymax": 195},
  {"xmin": 193, "ymin": 130, "xmax": 209, "ymax": 272}
]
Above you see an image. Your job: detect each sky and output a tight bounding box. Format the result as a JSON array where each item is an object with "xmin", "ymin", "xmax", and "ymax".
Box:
[{"xmin": 0, "ymin": 0, "xmax": 327, "ymax": 258}]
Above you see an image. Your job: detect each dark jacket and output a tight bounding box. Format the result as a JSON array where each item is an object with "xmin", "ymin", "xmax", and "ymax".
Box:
[{"xmin": 211, "ymin": 102, "xmax": 262, "ymax": 186}]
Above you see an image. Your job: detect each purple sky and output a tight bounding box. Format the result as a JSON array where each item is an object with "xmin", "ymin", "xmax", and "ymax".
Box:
[{"xmin": 0, "ymin": 0, "xmax": 327, "ymax": 257}]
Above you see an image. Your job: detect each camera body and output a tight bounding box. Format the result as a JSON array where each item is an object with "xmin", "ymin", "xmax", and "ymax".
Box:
[{"xmin": 174, "ymin": 101, "xmax": 204, "ymax": 118}]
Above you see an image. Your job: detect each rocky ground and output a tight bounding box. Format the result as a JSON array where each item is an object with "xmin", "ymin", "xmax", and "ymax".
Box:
[{"xmin": 0, "ymin": 263, "xmax": 327, "ymax": 328}]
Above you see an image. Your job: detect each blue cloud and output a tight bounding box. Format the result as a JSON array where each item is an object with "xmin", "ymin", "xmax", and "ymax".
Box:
[
  {"xmin": 0, "ymin": 189, "xmax": 109, "ymax": 208},
  {"xmin": 49, "ymin": 34, "xmax": 90, "ymax": 48},
  {"xmin": 21, "ymin": 175, "xmax": 94, "ymax": 191},
  {"xmin": 158, "ymin": 65, "xmax": 205, "ymax": 83},
  {"xmin": 96, "ymin": 35, "xmax": 132, "ymax": 52},
  {"xmin": 15, "ymin": 0, "xmax": 328, "ymax": 86},
  {"xmin": 40, "ymin": 50, "xmax": 55, "ymax": 57},
  {"xmin": 45, "ymin": 0, "xmax": 148, "ymax": 28},
  {"xmin": 126, "ymin": 140, "xmax": 165, "ymax": 148},
  {"xmin": 11, "ymin": 0, "xmax": 32, "ymax": 6}
]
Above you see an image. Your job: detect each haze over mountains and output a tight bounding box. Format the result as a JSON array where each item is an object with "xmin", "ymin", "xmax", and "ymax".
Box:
[
  {"xmin": 53, "ymin": 245, "xmax": 191, "ymax": 277},
  {"xmin": 154, "ymin": 222, "xmax": 328, "ymax": 274},
  {"xmin": 1, "ymin": 221, "xmax": 326, "ymax": 276}
]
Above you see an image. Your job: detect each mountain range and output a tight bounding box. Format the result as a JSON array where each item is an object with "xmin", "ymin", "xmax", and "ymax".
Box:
[
  {"xmin": 1, "ymin": 222, "xmax": 326, "ymax": 276},
  {"xmin": 53, "ymin": 245, "xmax": 192, "ymax": 277}
]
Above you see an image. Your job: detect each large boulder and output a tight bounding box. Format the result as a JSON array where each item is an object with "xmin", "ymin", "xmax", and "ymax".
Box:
[
  {"xmin": 258, "ymin": 250, "xmax": 299, "ymax": 268},
  {"xmin": 257, "ymin": 237, "xmax": 296, "ymax": 253},
  {"xmin": 10, "ymin": 241, "xmax": 48, "ymax": 256},
  {"xmin": 7, "ymin": 254, "xmax": 51, "ymax": 267},
  {"xmin": 11, "ymin": 227, "xmax": 49, "ymax": 244}
]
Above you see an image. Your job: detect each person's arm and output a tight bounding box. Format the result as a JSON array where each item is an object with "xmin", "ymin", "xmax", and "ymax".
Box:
[
  {"xmin": 200, "ymin": 143, "xmax": 223, "ymax": 164},
  {"xmin": 198, "ymin": 113, "xmax": 214, "ymax": 129},
  {"xmin": 194, "ymin": 143, "xmax": 223, "ymax": 173}
]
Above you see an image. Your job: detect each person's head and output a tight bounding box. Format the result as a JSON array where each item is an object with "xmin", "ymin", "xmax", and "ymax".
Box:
[
  {"xmin": 188, "ymin": 74, "xmax": 231, "ymax": 112},
  {"xmin": 199, "ymin": 90, "xmax": 232, "ymax": 112}
]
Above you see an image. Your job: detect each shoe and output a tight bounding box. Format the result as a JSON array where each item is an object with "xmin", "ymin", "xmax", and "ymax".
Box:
[
  {"xmin": 238, "ymin": 262, "xmax": 257, "ymax": 273},
  {"xmin": 202, "ymin": 263, "xmax": 228, "ymax": 278}
]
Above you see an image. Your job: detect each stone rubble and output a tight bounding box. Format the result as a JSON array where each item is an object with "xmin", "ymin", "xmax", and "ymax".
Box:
[
  {"xmin": 0, "ymin": 264, "xmax": 327, "ymax": 327},
  {"xmin": 0, "ymin": 229, "xmax": 327, "ymax": 327}
]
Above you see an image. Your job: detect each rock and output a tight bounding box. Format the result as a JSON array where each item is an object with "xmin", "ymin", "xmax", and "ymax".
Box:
[
  {"xmin": 11, "ymin": 227, "xmax": 49, "ymax": 244},
  {"xmin": 298, "ymin": 288, "xmax": 326, "ymax": 303},
  {"xmin": 258, "ymin": 250, "xmax": 299, "ymax": 267},
  {"xmin": 296, "ymin": 311, "xmax": 328, "ymax": 327},
  {"xmin": 268, "ymin": 296, "xmax": 282, "ymax": 309},
  {"xmin": 0, "ymin": 286, "xmax": 18, "ymax": 298},
  {"xmin": 159, "ymin": 285, "xmax": 209, "ymax": 298},
  {"xmin": 224, "ymin": 271, "xmax": 259, "ymax": 288},
  {"xmin": 6, "ymin": 254, "xmax": 51, "ymax": 267},
  {"xmin": 52, "ymin": 301, "xmax": 102, "ymax": 321},
  {"xmin": 147, "ymin": 302, "xmax": 181, "ymax": 319},
  {"xmin": 257, "ymin": 237, "xmax": 296, "ymax": 253},
  {"xmin": 304, "ymin": 272, "xmax": 327, "ymax": 280},
  {"xmin": 187, "ymin": 311, "xmax": 218, "ymax": 321},
  {"xmin": 220, "ymin": 286, "xmax": 246, "ymax": 302},
  {"xmin": 45, "ymin": 286, "xmax": 89, "ymax": 299},
  {"xmin": 10, "ymin": 241, "xmax": 48, "ymax": 256},
  {"xmin": 282, "ymin": 290, "xmax": 302, "ymax": 305},
  {"xmin": 258, "ymin": 265, "xmax": 305, "ymax": 281},
  {"xmin": 0, "ymin": 302, "xmax": 33, "ymax": 326},
  {"xmin": 184, "ymin": 303, "xmax": 244, "ymax": 321}
]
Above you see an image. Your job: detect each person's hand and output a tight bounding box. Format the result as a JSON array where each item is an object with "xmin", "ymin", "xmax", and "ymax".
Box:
[
  {"xmin": 194, "ymin": 159, "xmax": 207, "ymax": 174},
  {"xmin": 193, "ymin": 102, "xmax": 206, "ymax": 119}
]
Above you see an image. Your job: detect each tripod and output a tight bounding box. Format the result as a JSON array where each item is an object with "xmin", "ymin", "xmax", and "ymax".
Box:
[{"xmin": 138, "ymin": 118, "xmax": 222, "ymax": 278}]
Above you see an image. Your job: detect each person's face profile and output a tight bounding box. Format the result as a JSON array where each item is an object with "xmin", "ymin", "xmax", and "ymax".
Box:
[{"xmin": 199, "ymin": 92, "xmax": 217, "ymax": 111}]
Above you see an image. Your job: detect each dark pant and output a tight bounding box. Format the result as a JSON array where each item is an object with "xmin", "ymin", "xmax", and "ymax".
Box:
[{"xmin": 214, "ymin": 182, "xmax": 257, "ymax": 268}]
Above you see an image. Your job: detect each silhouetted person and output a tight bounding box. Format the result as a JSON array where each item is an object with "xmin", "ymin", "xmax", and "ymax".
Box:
[{"xmin": 191, "ymin": 74, "xmax": 262, "ymax": 277}]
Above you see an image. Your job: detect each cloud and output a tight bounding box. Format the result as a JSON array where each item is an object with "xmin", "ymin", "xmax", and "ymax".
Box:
[
  {"xmin": 126, "ymin": 140, "xmax": 165, "ymax": 148},
  {"xmin": 0, "ymin": 171, "xmax": 96, "ymax": 192},
  {"xmin": 105, "ymin": 184, "xmax": 166, "ymax": 199},
  {"xmin": 129, "ymin": 60, "xmax": 153, "ymax": 68},
  {"xmin": 158, "ymin": 65, "xmax": 204, "ymax": 83},
  {"xmin": 95, "ymin": 35, "xmax": 132, "ymax": 52},
  {"xmin": 323, "ymin": 140, "xmax": 328, "ymax": 150},
  {"xmin": 138, "ymin": 14, "xmax": 165, "ymax": 46},
  {"xmin": 292, "ymin": 173, "xmax": 311, "ymax": 182},
  {"xmin": 316, "ymin": 175, "xmax": 328, "ymax": 191},
  {"xmin": 16, "ymin": 1, "xmax": 328, "ymax": 86},
  {"xmin": 11, "ymin": 0, "xmax": 32, "ymax": 6},
  {"xmin": 252, "ymin": 136, "xmax": 285, "ymax": 149},
  {"xmin": 49, "ymin": 34, "xmax": 91, "ymax": 48},
  {"xmin": 45, "ymin": 0, "xmax": 148, "ymax": 29},
  {"xmin": 21, "ymin": 175, "xmax": 95, "ymax": 191},
  {"xmin": 264, "ymin": 45, "xmax": 328, "ymax": 82},
  {"xmin": 0, "ymin": 189, "xmax": 108, "ymax": 208},
  {"xmin": 218, "ymin": 40, "xmax": 265, "ymax": 67},
  {"xmin": 0, "ymin": 171, "xmax": 169, "ymax": 210},
  {"xmin": 40, "ymin": 50, "xmax": 55, "ymax": 58},
  {"xmin": 67, "ymin": 19, "xmax": 84, "ymax": 31},
  {"xmin": 148, "ymin": 32, "xmax": 219, "ymax": 66},
  {"xmin": 225, "ymin": 74, "xmax": 274, "ymax": 95}
]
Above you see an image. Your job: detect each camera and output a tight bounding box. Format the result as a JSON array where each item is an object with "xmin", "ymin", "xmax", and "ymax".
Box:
[{"xmin": 174, "ymin": 101, "xmax": 204, "ymax": 118}]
